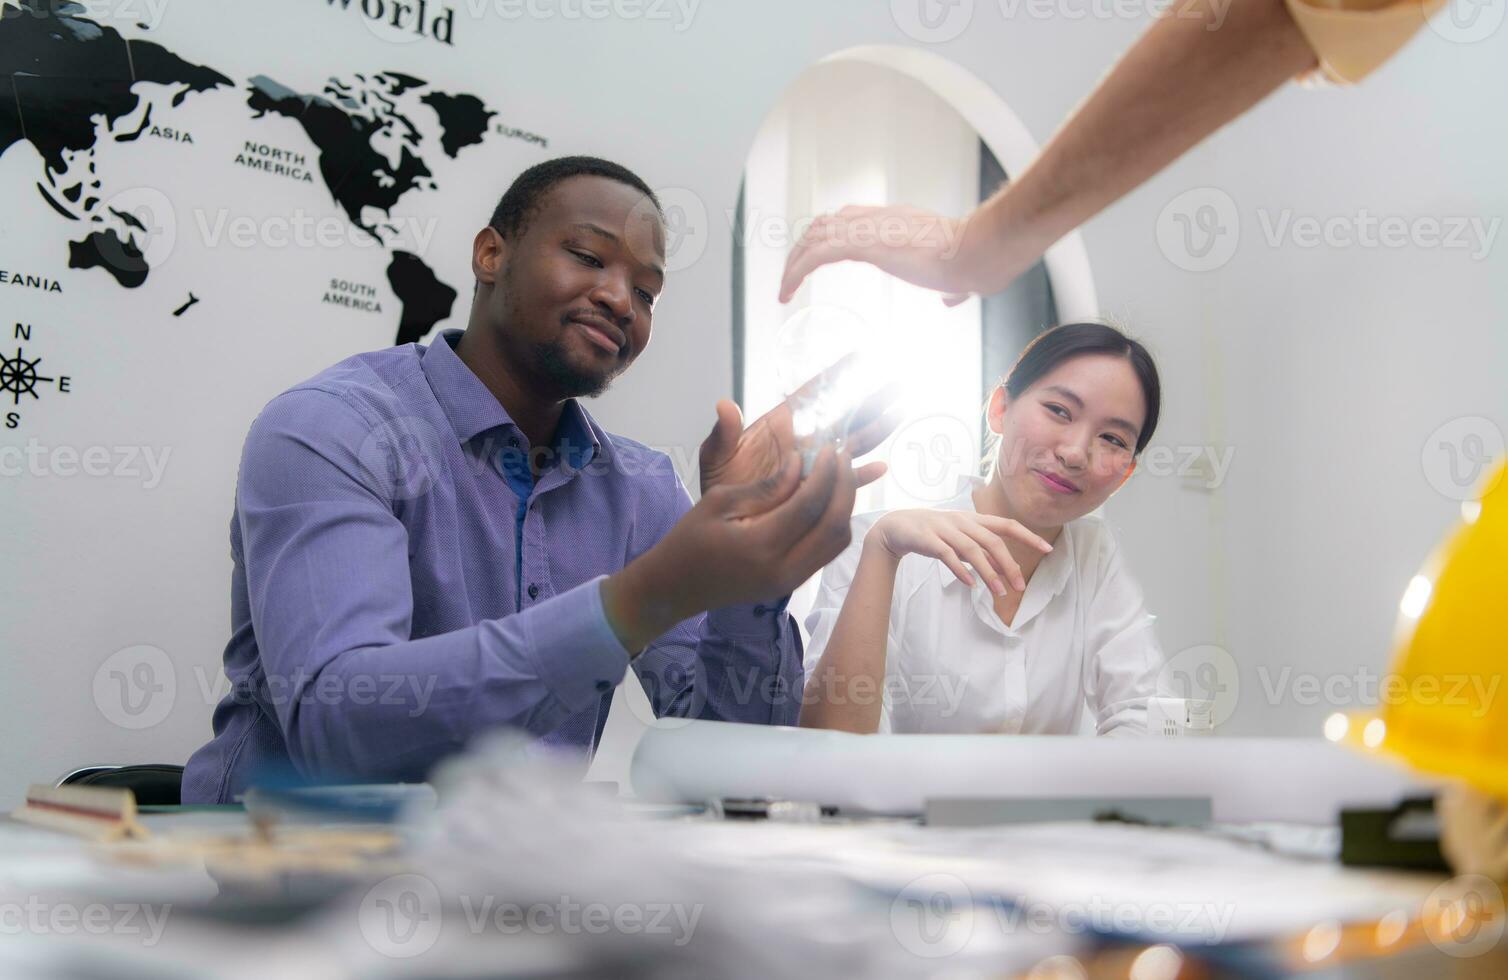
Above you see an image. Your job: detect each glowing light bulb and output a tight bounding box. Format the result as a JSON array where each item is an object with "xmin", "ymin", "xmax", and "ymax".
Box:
[{"xmin": 773, "ymin": 305, "xmax": 898, "ymax": 472}]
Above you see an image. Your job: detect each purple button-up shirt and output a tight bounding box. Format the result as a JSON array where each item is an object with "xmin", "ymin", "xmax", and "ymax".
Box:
[{"xmin": 182, "ymin": 330, "xmax": 803, "ymax": 803}]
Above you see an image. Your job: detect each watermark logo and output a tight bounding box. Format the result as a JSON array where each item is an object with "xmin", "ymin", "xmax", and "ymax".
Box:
[
  {"xmin": 100, "ymin": 186, "xmax": 177, "ymax": 271},
  {"xmin": 1421, "ymin": 416, "xmax": 1504, "ymax": 502},
  {"xmin": 1422, "ymin": 874, "xmax": 1505, "ymax": 957},
  {"xmin": 1428, "ymin": 0, "xmax": 1506, "ymax": 44},
  {"xmin": 891, "ymin": 0, "xmax": 976, "ymax": 42},
  {"xmin": 887, "ymin": 414, "xmax": 977, "ymax": 503},
  {"xmin": 1156, "ymin": 187, "xmax": 1239, "ymax": 272},
  {"xmin": 626, "ymin": 186, "xmax": 707, "ymax": 274},
  {"xmin": 93, "ymin": 644, "xmax": 176, "ymax": 730},
  {"xmin": 1157, "ymin": 644, "xmax": 1239, "ymax": 728},
  {"xmin": 891, "ymin": 872, "xmax": 975, "ymax": 958},
  {"xmin": 360, "ymin": 874, "xmax": 444, "ymax": 958},
  {"xmin": 624, "ymin": 645, "xmax": 707, "ymax": 730},
  {"xmin": 357, "ymin": 416, "xmax": 447, "ymax": 501}
]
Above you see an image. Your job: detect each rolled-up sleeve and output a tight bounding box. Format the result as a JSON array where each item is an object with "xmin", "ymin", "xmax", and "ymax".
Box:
[
  {"xmin": 237, "ymin": 388, "xmax": 628, "ymax": 782},
  {"xmin": 1285, "ymin": 0, "xmax": 1445, "ymax": 84}
]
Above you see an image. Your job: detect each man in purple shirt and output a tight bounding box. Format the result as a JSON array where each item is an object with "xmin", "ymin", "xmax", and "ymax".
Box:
[{"xmin": 182, "ymin": 157, "xmax": 891, "ymax": 803}]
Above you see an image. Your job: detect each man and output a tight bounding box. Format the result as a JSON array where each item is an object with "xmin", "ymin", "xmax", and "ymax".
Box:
[
  {"xmin": 182, "ymin": 156, "xmax": 892, "ymax": 804},
  {"xmin": 778, "ymin": 0, "xmax": 1444, "ymax": 303}
]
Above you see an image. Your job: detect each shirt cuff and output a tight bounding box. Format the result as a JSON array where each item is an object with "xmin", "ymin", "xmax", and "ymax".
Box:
[
  {"xmin": 705, "ymin": 597, "xmax": 790, "ymax": 638},
  {"xmin": 1284, "ymin": 0, "xmax": 1442, "ymax": 84},
  {"xmin": 523, "ymin": 576, "xmax": 630, "ymax": 713}
]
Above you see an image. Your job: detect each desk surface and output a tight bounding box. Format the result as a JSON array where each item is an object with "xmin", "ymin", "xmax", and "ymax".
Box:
[{"xmin": 0, "ymin": 807, "xmax": 1499, "ymax": 979}]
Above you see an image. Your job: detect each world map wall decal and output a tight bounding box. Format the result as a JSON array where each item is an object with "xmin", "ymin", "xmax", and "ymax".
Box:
[{"xmin": 0, "ymin": 0, "xmax": 533, "ymax": 346}]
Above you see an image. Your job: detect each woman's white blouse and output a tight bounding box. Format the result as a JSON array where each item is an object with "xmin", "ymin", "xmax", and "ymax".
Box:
[{"xmin": 804, "ymin": 478, "xmax": 1164, "ymax": 736}]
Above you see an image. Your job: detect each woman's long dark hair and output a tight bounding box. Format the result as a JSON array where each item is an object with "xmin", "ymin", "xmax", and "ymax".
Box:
[{"xmin": 991, "ymin": 321, "xmax": 1161, "ymax": 458}]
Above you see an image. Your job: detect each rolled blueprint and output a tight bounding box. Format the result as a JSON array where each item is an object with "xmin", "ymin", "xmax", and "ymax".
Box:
[{"xmin": 629, "ymin": 720, "xmax": 1430, "ymax": 823}]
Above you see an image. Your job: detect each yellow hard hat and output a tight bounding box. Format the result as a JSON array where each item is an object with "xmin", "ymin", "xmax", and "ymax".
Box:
[{"xmin": 1336, "ymin": 457, "xmax": 1508, "ymax": 798}]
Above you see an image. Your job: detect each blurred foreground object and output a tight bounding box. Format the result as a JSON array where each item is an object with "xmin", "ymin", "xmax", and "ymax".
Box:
[{"xmin": 1345, "ymin": 458, "xmax": 1508, "ymax": 881}]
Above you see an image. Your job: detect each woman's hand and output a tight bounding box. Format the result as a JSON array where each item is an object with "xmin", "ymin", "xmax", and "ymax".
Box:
[{"xmin": 866, "ymin": 509, "xmax": 1052, "ymax": 597}]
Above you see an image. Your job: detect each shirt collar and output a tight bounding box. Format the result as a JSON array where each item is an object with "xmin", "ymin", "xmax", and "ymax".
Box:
[
  {"xmin": 421, "ymin": 328, "xmax": 602, "ymax": 468},
  {"xmin": 932, "ymin": 475, "xmax": 1076, "ymax": 628}
]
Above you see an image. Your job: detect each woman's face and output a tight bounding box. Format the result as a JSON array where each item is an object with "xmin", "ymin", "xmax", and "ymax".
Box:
[{"xmin": 989, "ymin": 353, "xmax": 1147, "ymax": 529}]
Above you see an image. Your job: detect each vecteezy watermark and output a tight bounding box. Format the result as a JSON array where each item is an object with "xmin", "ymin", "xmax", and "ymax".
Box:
[
  {"xmin": 889, "ymin": 873, "xmax": 1236, "ymax": 958},
  {"xmin": 358, "ymin": 875, "xmax": 704, "ymax": 958},
  {"xmin": 1156, "ymin": 188, "xmax": 1241, "ymax": 272},
  {"xmin": 801, "ymin": 671, "xmax": 971, "ymax": 718},
  {"xmin": 1157, "ymin": 644, "xmax": 1240, "ymax": 728},
  {"xmin": 625, "ymin": 186, "xmax": 707, "ymax": 274},
  {"xmin": 0, "ymin": 897, "xmax": 172, "ymax": 945},
  {"xmin": 93, "ymin": 645, "xmax": 177, "ymax": 730},
  {"xmin": 1428, "ymin": 0, "xmax": 1506, "ymax": 44},
  {"xmin": 1134, "ymin": 442, "xmax": 1235, "ymax": 490},
  {"xmin": 190, "ymin": 665, "xmax": 439, "ymax": 719},
  {"xmin": 95, "ymin": 186, "xmax": 177, "ymax": 273},
  {"xmin": 0, "ymin": 440, "xmax": 172, "ymax": 489},
  {"xmin": 891, "ymin": 0, "xmax": 1233, "ymax": 46},
  {"xmin": 193, "ymin": 208, "xmax": 440, "ymax": 255},
  {"xmin": 1156, "ymin": 187, "xmax": 1502, "ymax": 271},
  {"xmin": 2, "ymin": 0, "xmax": 172, "ymax": 31},
  {"xmin": 1422, "ymin": 875, "xmax": 1506, "ymax": 958},
  {"xmin": 887, "ymin": 414, "xmax": 978, "ymax": 504},
  {"xmin": 466, "ymin": 0, "xmax": 703, "ymax": 30},
  {"xmin": 1421, "ymin": 416, "xmax": 1505, "ymax": 502},
  {"xmin": 738, "ymin": 207, "xmax": 969, "ymax": 259},
  {"xmin": 891, "ymin": 0, "xmax": 976, "ymax": 43},
  {"xmin": 996, "ymin": 0, "xmax": 1233, "ymax": 30},
  {"xmin": 1259, "ymin": 665, "xmax": 1501, "ymax": 717}
]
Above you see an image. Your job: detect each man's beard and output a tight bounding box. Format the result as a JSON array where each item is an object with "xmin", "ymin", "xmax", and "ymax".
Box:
[{"xmin": 530, "ymin": 336, "xmax": 620, "ymax": 399}]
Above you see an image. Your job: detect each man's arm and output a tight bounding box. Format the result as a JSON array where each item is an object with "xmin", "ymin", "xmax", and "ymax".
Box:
[
  {"xmin": 781, "ymin": 0, "xmax": 1411, "ymax": 302},
  {"xmin": 608, "ymin": 463, "xmax": 809, "ymax": 727}
]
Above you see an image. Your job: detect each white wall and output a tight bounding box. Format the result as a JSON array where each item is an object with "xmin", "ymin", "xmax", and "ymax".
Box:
[{"xmin": 3, "ymin": 0, "xmax": 1505, "ymax": 806}]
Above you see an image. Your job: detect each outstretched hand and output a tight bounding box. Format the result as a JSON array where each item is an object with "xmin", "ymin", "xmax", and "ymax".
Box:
[
  {"xmin": 698, "ymin": 354, "xmax": 902, "ymax": 497},
  {"xmin": 778, "ymin": 204, "xmax": 1021, "ymax": 306}
]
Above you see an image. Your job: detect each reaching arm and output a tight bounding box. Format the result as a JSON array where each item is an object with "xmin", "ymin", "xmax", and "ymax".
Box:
[
  {"xmin": 781, "ymin": 0, "xmax": 1446, "ymax": 302},
  {"xmin": 965, "ymin": 0, "xmax": 1320, "ymax": 293}
]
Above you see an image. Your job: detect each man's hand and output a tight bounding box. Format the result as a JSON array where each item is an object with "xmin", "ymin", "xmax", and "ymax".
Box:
[
  {"xmin": 698, "ymin": 354, "xmax": 901, "ymax": 496},
  {"xmin": 602, "ymin": 446, "xmax": 859, "ymax": 653}
]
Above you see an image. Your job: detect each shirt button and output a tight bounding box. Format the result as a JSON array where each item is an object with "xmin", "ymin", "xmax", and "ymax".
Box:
[
  {"xmin": 753, "ymin": 604, "xmax": 768, "ymax": 615},
  {"xmin": 527, "ymin": 584, "xmax": 540, "ymax": 600},
  {"xmin": 595, "ymin": 680, "xmax": 612, "ymax": 692}
]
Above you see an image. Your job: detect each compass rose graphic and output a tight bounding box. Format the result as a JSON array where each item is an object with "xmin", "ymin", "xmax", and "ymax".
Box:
[{"xmin": 1, "ymin": 346, "xmax": 56, "ymax": 405}]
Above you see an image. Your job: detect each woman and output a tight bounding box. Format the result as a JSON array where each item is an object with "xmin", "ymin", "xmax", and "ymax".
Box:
[{"xmin": 801, "ymin": 322, "xmax": 1164, "ymax": 736}]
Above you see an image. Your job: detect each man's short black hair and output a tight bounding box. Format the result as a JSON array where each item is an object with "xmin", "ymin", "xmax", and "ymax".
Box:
[{"xmin": 488, "ymin": 156, "xmax": 662, "ymax": 240}]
